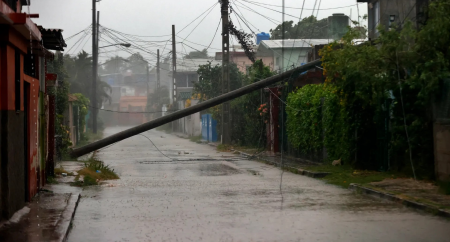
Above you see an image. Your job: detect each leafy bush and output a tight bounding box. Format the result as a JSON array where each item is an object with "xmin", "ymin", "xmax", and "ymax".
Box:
[
  {"xmin": 286, "ymin": 84, "xmax": 351, "ymax": 163},
  {"xmin": 317, "ymin": 0, "xmax": 450, "ymax": 177}
]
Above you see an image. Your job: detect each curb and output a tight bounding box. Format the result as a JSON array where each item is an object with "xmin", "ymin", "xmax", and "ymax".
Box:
[
  {"xmin": 211, "ymin": 144, "xmax": 330, "ymax": 179},
  {"xmin": 57, "ymin": 193, "xmax": 81, "ymax": 242},
  {"xmin": 349, "ymin": 183, "xmax": 450, "ymax": 218}
]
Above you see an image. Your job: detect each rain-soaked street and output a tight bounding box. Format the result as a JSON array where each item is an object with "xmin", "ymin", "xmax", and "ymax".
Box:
[{"xmin": 67, "ymin": 127, "xmax": 450, "ymax": 242}]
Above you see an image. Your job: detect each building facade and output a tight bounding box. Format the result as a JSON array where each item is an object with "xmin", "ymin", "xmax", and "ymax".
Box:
[
  {"xmin": 0, "ymin": 0, "xmax": 65, "ymax": 220},
  {"xmin": 357, "ymin": 0, "xmax": 429, "ymax": 39}
]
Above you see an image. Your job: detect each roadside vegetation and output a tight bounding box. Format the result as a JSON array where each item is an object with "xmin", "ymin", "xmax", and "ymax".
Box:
[
  {"xmin": 72, "ymin": 157, "xmax": 119, "ymax": 186},
  {"xmin": 305, "ymin": 164, "xmax": 402, "ymax": 189},
  {"xmin": 189, "ymin": 135, "xmax": 202, "ymax": 143}
]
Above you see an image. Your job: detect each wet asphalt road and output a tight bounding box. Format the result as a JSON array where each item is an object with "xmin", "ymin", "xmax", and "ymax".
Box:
[{"xmin": 67, "ymin": 126, "xmax": 450, "ymax": 242}]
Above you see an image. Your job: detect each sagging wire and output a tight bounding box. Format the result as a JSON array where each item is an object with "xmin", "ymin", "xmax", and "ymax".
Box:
[
  {"xmin": 88, "ymin": 105, "xmax": 180, "ymax": 114},
  {"xmin": 138, "ymin": 134, "xmax": 173, "ymax": 161},
  {"xmin": 396, "ymin": 50, "xmax": 416, "ymax": 180}
]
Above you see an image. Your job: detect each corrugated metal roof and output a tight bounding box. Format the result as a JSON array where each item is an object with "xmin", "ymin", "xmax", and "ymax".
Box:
[
  {"xmin": 38, "ymin": 26, "xmax": 67, "ymax": 51},
  {"xmin": 176, "ymin": 58, "xmax": 222, "ymax": 72},
  {"xmin": 260, "ymin": 39, "xmax": 333, "ymax": 49}
]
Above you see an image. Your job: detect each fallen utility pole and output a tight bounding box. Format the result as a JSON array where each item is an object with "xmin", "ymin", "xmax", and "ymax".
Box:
[{"xmin": 70, "ymin": 59, "xmax": 321, "ymax": 158}]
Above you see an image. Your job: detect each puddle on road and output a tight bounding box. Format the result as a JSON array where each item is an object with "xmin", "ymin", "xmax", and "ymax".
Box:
[
  {"xmin": 138, "ymin": 158, "xmax": 241, "ymax": 164},
  {"xmin": 199, "ymin": 163, "xmax": 241, "ymax": 176}
]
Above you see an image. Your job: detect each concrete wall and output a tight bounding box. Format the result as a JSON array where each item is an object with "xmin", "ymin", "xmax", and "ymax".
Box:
[
  {"xmin": 434, "ymin": 122, "xmax": 450, "ymax": 181},
  {"xmin": 366, "ymin": 0, "xmax": 417, "ymax": 39}
]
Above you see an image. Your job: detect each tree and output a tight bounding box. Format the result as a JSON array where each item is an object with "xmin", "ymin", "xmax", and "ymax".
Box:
[
  {"xmin": 193, "ymin": 61, "xmax": 243, "ymax": 100},
  {"xmin": 184, "ymin": 48, "xmax": 208, "ymax": 59},
  {"xmin": 63, "ymin": 51, "xmax": 112, "ymax": 129},
  {"xmin": 270, "ymin": 16, "xmax": 328, "ymax": 39},
  {"xmin": 101, "ymin": 56, "xmax": 128, "ymax": 74},
  {"xmin": 228, "ymin": 60, "xmax": 275, "ymax": 146},
  {"xmin": 126, "ymin": 52, "xmax": 147, "ymax": 74},
  {"xmin": 47, "ymin": 52, "xmax": 72, "ymax": 156},
  {"xmin": 318, "ymin": 0, "xmax": 450, "ymax": 177}
]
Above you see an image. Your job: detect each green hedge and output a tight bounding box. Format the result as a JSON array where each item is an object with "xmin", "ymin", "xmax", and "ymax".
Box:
[{"xmin": 286, "ymin": 84, "xmax": 351, "ymax": 163}]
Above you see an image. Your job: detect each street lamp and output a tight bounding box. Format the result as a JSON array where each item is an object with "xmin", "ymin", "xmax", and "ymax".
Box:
[{"xmin": 99, "ymin": 43, "xmax": 131, "ymax": 48}]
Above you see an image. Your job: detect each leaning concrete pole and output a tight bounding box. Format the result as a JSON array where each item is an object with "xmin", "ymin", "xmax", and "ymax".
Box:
[{"xmin": 70, "ymin": 60, "xmax": 321, "ymax": 158}]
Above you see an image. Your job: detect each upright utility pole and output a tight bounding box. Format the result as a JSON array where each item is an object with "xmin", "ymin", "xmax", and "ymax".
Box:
[
  {"xmin": 157, "ymin": 49, "xmax": 161, "ymax": 102},
  {"xmin": 146, "ymin": 64, "xmax": 149, "ymax": 98},
  {"xmin": 221, "ymin": 0, "xmax": 230, "ymax": 144},
  {"xmin": 171, "ymin": 25, "xmax": 177, "ymax": 104},
  {"xmin": 92, "ymin": 0, "xmax": 98, "ymax": 133}
]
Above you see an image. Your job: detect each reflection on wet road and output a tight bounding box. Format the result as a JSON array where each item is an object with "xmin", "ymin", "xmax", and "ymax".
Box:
[{"xmin": 68, "ymin": 127, "xmax": 450, "ymax": 242}]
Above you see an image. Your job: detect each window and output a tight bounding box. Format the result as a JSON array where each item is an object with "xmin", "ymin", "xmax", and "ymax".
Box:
[
  {"xmin": 177, "ymin": 74, "xmax": 187, "ymax": 87},
  {"xmin": 187, "ymin": 74, "xmax": 197, "ymax": 87}
]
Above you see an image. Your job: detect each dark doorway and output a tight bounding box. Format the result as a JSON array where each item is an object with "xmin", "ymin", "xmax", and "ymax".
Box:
[{"xmin": 24, "ymin": 81, "xmax": 30, "ymax": 202}]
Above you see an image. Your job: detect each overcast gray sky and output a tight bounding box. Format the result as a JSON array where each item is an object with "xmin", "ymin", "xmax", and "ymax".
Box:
[{"xmin": 31, "ymin": 0, "xmax": 367, "ymax": 66}]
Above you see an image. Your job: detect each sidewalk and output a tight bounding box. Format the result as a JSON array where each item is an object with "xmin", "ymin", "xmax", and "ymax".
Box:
[
  {"xmin": 0, "ymin": 161, "xmax": 83, "ymax": 242},
  {"xmin": 350, "ymin": 179, "xmax": 450, "ymax": 217},
  {"xmin": 207, "ymin": 142, "xmax": 450, "ymax": 218}
]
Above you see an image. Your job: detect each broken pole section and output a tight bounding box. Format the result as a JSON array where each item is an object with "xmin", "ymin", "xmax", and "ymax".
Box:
[{"xmin": 70, "ymin": 60, "xmax": 321, "ymax": 158}]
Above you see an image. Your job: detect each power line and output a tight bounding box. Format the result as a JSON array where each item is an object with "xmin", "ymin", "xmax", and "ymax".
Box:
[
  {"xmin": 180, "ymin": 2, "xmax": 219, "ymax": 42},
  {"xmin": 66, "ymin": 27, "xmax": 91, "ymax": 54},
  {"xmin": 138, "ymin": 134, "xmax": 172, "ymax": 160},
  {"xmin": 231, "ymin": 0, "xmax": 260, "ymax": 32},
  {"xmin": 206, "ymin": 17, "xmax": 222, "ymax": 51},
  {"xmin": 287, "ymin": 0, "xmax": 306, "ymax": 67},
  {"xmin": 91, "ymin": 105, "xmax": 180, "ymax": 114},
  {"xmin": 231, "ymin": 6, "xmax": 257, "ymax": 34},
  {"xmin": 236, "ymin": 0, "xmax": 305, "ymax": 19},
  {"xmin": 176, "ymin": 2, "xmax": 219, "ymax": 34},
  {"xmin": 241, "ymin": 0, "xmax": 357, "ymax": 10},
  {"xmin": 233, "ymin": 1, "xmax": 280, "ymax": 25},
  {"xmin": 175, "ymin": 37, "xmax": 222, "ymax": 51},
  {"xmin": 64, "ymin": 25, "xmax": 92, "ymax": 41}
]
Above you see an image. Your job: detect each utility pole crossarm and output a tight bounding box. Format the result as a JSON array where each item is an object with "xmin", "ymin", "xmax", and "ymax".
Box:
[{"xmin": 70, "ymin": 60, "xmax": 321, "ymax": 158}]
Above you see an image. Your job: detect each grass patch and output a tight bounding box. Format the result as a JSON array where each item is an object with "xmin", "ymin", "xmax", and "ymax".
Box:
[
  {"xmin": 305, "ymin": 164, "xmax": 401, "ymax": 188},
  {"xmin": 189, "ymin": 135, "xmax": 202, "ymax": 143},
  {"xmin": 438, "ymin": 181, "xmax": 450, "ymax": 195},
  {"xmin": 46, "ymin": 175, "xmax": 58, "ymax": 184},
  {"xmin": 72, "ymin": 157, "xmax": 119, "ymax": 186},
  {"xmin": 217, "ymin": 144, "xmax": 233, "ymax": 152},
  {"xmin": 78, "ymin": 158, "xmax": 119, "ymax": 180}
]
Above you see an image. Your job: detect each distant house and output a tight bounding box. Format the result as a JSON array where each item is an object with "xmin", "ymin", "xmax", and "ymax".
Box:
[
  {"xmin": 171, "ymin": 58, "xmax": 221, "ymax": 135},
  {"xmin": 215, "ymin": 45, "xmax": 273, "ymax": 73},
  {"xmin": 174, "ymin": 58, "xmax": 222, "ymax": 101},
  {"xmin": 99, "ymin": 69, "xmax": 153, "ymax": 126},
  {"xmin": 357, "ymin": 0, "xmax": 429, "ymax": 39},
  {"xmin": 257, "ymin": 39, "xmax": 332, "ymax": 72}
]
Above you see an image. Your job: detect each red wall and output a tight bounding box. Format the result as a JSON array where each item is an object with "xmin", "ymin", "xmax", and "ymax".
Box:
[{"xmin": 0, "ymin": 27, "xmax": 41, "ymax": 201}]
